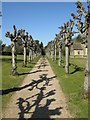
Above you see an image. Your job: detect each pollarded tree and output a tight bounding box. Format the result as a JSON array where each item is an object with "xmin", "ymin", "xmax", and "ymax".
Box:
[
  {"xmin": 56, "ymin": 34, "xmax": 62, "ymax": 67},
  {"xmin": 55, "ymin": 32, "xmax": 64, "ymax": 67},
  {"xmin": 58, "ymin": 41, "xmax": 62, "ymax": 66},
  {"xmin": 28, "ymin": 35, "xmax": 33, "ymax": 63},
  {"xmin": 34, "ymin": 41, "xmax": 41, "ymax": 57},
  {"xmin": 51, "ymin": 41, "xmax": 54, "ymax": 61},
  {"xmin": 73, "ymin": 0, "xmax": 90, "ymax": 92},
  {"xmin": 5, "ymin": 25, "xmax": 19, "ymax": 75},
  {"xmin": 45, "ymin": 42, "xmax": 51, "ymax": 58},
  {"xmin": 54, "ymin": 38, "xmax": 58, "ymax": 63},
  {"xmin": 18, "ymin": 29, "xmax": 28, "ymax": 67},
  {"xmin": 59, "ymin": 16, "xmax": 75, "ymax": 74}
]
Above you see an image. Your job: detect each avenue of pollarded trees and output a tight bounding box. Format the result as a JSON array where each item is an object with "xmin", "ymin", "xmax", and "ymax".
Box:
[
  {"xmin": 46, "ymin": 0, "xmax": 90, "ymax": 92},
  {"xmin": 1, "ymin": 1, "xmax": 90, "ymax": 119},
  {"xmin": 5, "ymin": 25, "xmax": 41, "ymax": 75}
]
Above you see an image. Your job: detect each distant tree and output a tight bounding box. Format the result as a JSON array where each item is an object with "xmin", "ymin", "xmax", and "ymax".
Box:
[
  {"xmin": 35, "ymin": 40, "xmax": 39, "ymax": 46},
  {"xmin": 76, "ymin": 34, "xmax": 83, "ymax": 43},
  {"xmin": 16, "ymin": 38, "xmax": 23, "ymax": 55},
  {"xmin": 0, "ymin": 40, "xmax": 2, "ymax": 54},
  {"xmin": 5, "ymin": 45, "xmax": 11, "ymax": 53},
  {"xmin": 39, "ymin": 42, "xmax": 45, "ymax": 55},
  {"xmin": 2, "ymin": 44, "xmax": 6, "ymax": 52},
  {"xmin": 39, "ymin": 42, "xmax": 43, "ymax": 49},
  {"xmin": 62, "ymin": 46, "xmax": 65, "ymax": 56}
]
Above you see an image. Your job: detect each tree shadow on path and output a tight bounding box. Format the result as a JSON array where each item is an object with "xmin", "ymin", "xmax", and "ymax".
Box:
[
  {"xmin": 1, "ymin": 74, "xmax": 56, "ymax": 95},
  {"xmin": 16, "ymin": 74, "xmax": 62, "ymax": 118}
]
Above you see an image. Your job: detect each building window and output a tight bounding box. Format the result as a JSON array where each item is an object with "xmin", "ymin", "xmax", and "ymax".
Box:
[{"xmin": 78, "ymin": 51, "xmax": 80, "ymax": 55}]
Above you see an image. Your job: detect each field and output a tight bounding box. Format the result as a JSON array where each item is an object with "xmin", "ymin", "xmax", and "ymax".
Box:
[
  {"xmin": 47, "ymin": 55, "xmax": 88, "ymax": 118},
  {"xmin": 1, "ymin": 55, "xmax": 41, "ymax": 109}
]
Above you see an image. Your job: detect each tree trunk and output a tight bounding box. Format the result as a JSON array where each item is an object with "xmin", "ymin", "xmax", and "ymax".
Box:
[
  {"xmin": 32, "ymin": 50, "xmax": 33, "ymax": 60},
  {"xmin": 29, "ymin": 49, "xmax": 31, "ymax": 63},
  {"xmin": 59, "ymin": 47, "xmax": 62, "ymax": 66},
  {"xmin": 51, "ymin": 51, "xmax": 52, "ymax": 59},
  {"xmin": 31, "ymin": 49, "xmax": 32, "ymax": 61},
  {"xmin": 65, "ymin": 46, "xmax": 69, "ymax": 74},
  {"xmin": 88, "ymin": 25, "xmax": 90, "ymax": 93},
  {"xmin": 51, "ymin": 50, "xmax": 54, "ymax": 61},
  {"xmin": 12, "ymin": 41, "xmax": 17, "ymax": 75},
  {"xmin": 55, "ymin": 44, "xmax": 56, "ymax": 63},
  {"xmin": 23, "ymin": 47, "xmax": 27, "ymax": 67},
  {"xmin": 84, "ymin": 1, "xmax": 90, "ymax": 92},
  {"xmin": 84, "ymin": 58, "xmax": 88, "ymax": 91}
]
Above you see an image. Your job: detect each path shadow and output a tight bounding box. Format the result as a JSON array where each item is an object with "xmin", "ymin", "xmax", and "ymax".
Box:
[
  {"xmin": 18, "ymin": 70, "xmax": 48, "ymax": 76},
  {"xmin": 1, "ymin": 74, "xmax": 56, "ymax": 95},
  {"xmin": 16, "ymin": 83, "xmax": 62, "ymax": 118},
  {"xmin": 35, "ymin": 58, "xmax": 49, "ymax": 69}
]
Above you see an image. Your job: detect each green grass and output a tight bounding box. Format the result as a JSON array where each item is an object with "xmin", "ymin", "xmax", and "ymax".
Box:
[
  {"xmin": 47, "ymin": 55, "xmax": 88, "ymax": 118},
  {"xmin": 1, "ymin": 55, "xmax": 41, "ymax": 109}
]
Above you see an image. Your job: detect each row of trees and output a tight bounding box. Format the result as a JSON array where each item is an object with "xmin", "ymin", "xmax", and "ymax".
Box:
[
  {"xmin": 5, "ymin": 25, "xmax": 42, "ymax": 75},
  {"xmin": 46, "ymin": 1, "xmax": 90, "ymax": 92}
]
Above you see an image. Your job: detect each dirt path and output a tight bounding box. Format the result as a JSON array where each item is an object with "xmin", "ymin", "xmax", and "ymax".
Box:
[{"xmin": 2, "ymin": 58, "xmax": 71, "ymax": 118}]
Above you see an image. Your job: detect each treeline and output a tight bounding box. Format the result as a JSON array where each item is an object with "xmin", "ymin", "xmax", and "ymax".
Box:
[{"xmin": 0, "ymin": 40, "xmax": 45, "ymax": 55}]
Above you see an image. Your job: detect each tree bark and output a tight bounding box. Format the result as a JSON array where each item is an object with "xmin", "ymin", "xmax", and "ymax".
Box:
[
  {"xmin": 30, "ymin": 49, "xmax": 33, "ymax": 61},
  {"xmin": 29, "ymin": 49, "xmax": 31, "ymax": 63},
  {"xmin": 55, "ymin": 44, "xmax": 56, "ymax": 63},
  {"xmin": 12, "ymin": 41, "xmax": 17, "ymax": 75},
  {"xmin": 23, "ymin": 47, "xmax": 27, "ymax": 67},
  {"xmin": 51, "ymin": 50, "xmax": 54, "ymax": 61},
  {"xmin": 88, "ymin": 26, "xmax": 90, "ymax": 93},
  {"xmin": 84, "ymin": 58, "xmax": 88, "ymax": 91},
  {"xmin": 32, "ymin": 50, "xmax": 33, "ymax": 60},
  {"xmin": 65, "ymin": 45, "xmax": 69, "ymax": 74},
  {"xmin": 59, "ymin": 46, "xmax": 62, "ymax": 66},
  {"xmin": 84, "ymin": 1, "xmax": 90, "ymax": 92}
]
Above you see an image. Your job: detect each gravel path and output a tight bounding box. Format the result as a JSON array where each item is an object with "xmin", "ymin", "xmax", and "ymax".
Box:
[{"xmin": 2, "ymin": 58, "xmax": 71, "ymax": 118}]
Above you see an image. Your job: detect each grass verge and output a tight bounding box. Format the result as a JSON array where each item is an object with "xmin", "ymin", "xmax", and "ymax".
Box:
[
  {"xmin": 1, "ymin": 55, "xmax": 41, "ymax": 109},
  {"xmin": 46, "ymin": 55, "xmax": 88, "ymax": 118}
]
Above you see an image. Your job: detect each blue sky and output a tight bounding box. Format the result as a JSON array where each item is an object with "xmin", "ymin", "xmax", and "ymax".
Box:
[{"xmin": 1, "ymin": 2, "xmax": 88, "ymax": 46}]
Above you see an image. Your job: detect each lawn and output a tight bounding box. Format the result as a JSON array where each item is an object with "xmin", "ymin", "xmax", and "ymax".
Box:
[
  {"xmin": 47, "ymin": 55, "xmax": 88, "ymax": 118},
  {"xmin": 1, "ymin": 55, "xmax": 41, "ymax": 109}
]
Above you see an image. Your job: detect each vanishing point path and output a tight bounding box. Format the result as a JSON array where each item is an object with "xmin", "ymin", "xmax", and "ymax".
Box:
[{"xmin": 3, "ymin": 58, "xmax": 71, "ymax": 118}]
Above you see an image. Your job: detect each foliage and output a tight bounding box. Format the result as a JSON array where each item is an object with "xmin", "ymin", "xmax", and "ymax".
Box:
[
  {"xmin": 76, "ymin": 35, "xmax": 83, "ymax": 43},
  {"xmin": 16, "ymin": 43, "xmax": 23, "ymax": 55},
  {"xmin": 39, "ymin": 42, "xmax": 43, "ymax": 49},
  {"xmin": 62, "ymin": 45, "xmax": 65, "ymax": 56},
  {"xmin": 4, "ymin": 45, "xmax": 11, "ymax": 53},
  {"xmin": 72, "ymin": 35, "xmax": 83, "ymax": 43},
  {"xmin": 35, "ymin": 40, "xmax": 39, "ymax": 46}
]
